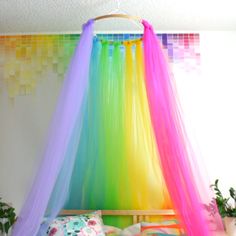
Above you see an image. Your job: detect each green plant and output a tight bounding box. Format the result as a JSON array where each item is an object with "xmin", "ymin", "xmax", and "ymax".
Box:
[
  {"xmin": 211, "ymin": 179, "xmax": 236, "ymax": 218},
  {"xmin": 0, "ymin": 198, "xmax": 17, "ymax": 234}
]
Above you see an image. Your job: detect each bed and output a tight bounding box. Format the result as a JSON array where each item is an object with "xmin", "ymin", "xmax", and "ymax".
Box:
[{"xmin": 45, "ymin": 209, "xmax": 226, "ymax": 235}]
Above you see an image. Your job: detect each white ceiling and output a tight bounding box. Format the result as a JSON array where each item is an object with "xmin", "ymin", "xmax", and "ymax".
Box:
[{"xmin": 0, "ymin": 0, "xmax": 236, "ymax": 34}]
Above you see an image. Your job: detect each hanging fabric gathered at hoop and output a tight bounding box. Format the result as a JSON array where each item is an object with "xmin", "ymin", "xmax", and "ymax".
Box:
[{"xmin": 12, "ymin": 15, "xmax": 224, "ymax": 236}]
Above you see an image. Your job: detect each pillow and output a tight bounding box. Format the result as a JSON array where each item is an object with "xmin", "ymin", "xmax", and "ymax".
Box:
[
  {"xmin": 141, "ymin": 221, "xmax": 184, "ymax": 236},
  {"xmin": 47, "ymin": 211, "xmax": 105, "ymax": 236},
  {"xmin": 120, "ymin": 223, "xmax": 141, "ymax": 236},
  {"xmin": 102, "ymin": 225, "xmax": 122, "ymax": 235}
]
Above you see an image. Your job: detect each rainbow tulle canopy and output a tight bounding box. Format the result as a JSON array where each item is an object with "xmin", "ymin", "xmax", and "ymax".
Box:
[{"xmin": 12, "ymin": 19, "xmax": 224, "ymax": 236}]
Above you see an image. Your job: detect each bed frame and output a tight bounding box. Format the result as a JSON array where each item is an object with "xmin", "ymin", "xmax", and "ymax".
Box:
[
  {"xmin": 60, "ymin": 209, "xmax": 175, "ymax": 224},
  {"xmin": 60, "ymin": 209, "xmax": 226, "ymax": 235}
]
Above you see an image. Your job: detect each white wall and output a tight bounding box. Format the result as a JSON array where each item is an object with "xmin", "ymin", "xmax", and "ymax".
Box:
[
  {"xmin": 0, "ymin": 73, "xmax": 61, "ymax": 212},
  {"xmin": 175, "ymin": 32, "xmax": 236, "ymax": 196},
  {"xmin": 0, "ymin": 31, "xmax": 236, "ymax": 214}
]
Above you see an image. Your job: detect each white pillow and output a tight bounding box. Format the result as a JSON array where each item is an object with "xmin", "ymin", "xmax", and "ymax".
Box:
[
  {"xmin": 102, "ymin": 225, "xmax": 122, "ymax": 235},
  {"xmin": 120, "ymin": 223, "xmax": 141, "ymax": 236}
]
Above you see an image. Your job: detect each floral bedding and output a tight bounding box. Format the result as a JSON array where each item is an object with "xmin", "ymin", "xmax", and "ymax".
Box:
[{"xmin": 46, "ymin": 211, "xmax": 105, "ymax": 236}]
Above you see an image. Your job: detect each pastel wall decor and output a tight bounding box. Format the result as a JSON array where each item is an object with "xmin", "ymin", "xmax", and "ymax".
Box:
[{"xmin": 0, "ymin": 33, "xmax": 200, "ymax": 99}]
